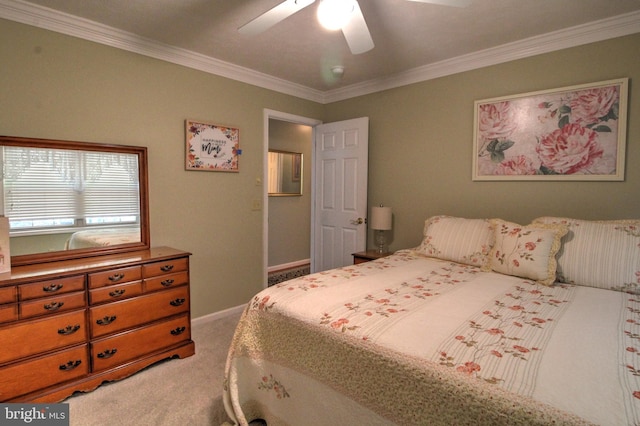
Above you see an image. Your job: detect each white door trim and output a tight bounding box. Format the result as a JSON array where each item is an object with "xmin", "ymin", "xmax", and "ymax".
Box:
[{"xmin": 262, "ymin": 109, "xmax": 322, "ymax": 288}]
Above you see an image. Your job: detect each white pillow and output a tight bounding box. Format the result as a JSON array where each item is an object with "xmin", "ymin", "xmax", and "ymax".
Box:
[
  {"xmin": 414, "ymin": 216, "xmax": 494, "ymax": 267},
  {"xmin": 533, "ymin": 217, "xmax": 640, "ymax": 292},
  {"xmin": 484, "ymin": 219, "xmax": 568, "ymax": 286}
]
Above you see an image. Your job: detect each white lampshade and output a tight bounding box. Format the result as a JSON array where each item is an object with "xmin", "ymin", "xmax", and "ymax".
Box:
[{"xmin": 370, "ymin": 206, "xmax": 392, "ymax": 230}]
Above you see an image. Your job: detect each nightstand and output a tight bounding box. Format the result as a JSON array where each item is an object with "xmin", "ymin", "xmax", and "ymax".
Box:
[{"xmin": 352, "ymin": 250, "xmax": 392, "ymax": 265}]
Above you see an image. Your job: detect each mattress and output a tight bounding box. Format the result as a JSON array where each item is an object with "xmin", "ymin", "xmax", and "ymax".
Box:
[
  {"xmin": 224, "ymin": 250, "xmax": 638, "ymax": 425},
  {"xmin": 65, "ymin": 227, "xmax": 140, "ymax": 249}
]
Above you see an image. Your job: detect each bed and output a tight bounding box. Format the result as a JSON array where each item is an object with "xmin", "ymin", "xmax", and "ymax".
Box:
[
  {"xmin": 223, "ymin": 215, "xmax": 640, "ymax": 425},
  {"xmin": 65, "ymin": 226, "xmax": 141, "ymax": 249}
]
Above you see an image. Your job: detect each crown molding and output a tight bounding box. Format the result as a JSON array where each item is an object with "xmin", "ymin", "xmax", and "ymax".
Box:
[
  {"xmin": 0, "ymin": 0, "xmax": 327, "ymax": 103},
  {"xmin": 1, "ymin": 0, "xmax": 639, "ymax": 104},
  {"xmin": 321, "ymin": 10, "xmax": 640, "ymax": 103}
]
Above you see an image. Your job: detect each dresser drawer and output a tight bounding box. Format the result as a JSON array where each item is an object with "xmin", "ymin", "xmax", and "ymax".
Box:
[
  {"xmin": 0, "ymin": 286, "xmax": 17, "ymax": 304},
  {"xmin": 143, "ymin": 257, "xmax": 188, "ymax": 278},
  {"xmin": 19, "ymin": 276, "xmax": 85, "ymax": 301},
  {"xmin": 91, "ymin": 314, "xmax": 190, "ymax": 372},
  {"xmin": 89, "ymin": 265, "xmax": 142, "ymax": 289},
  {"xmin": 90, "ymin": 281, "xmax": 143, "ymax": 305},
  {"xmin": 0, "ymin": 344, "xmax": 88, "ymax": 401},
  {"xmin": 20, "ymin": 291, "xmax": 86, "ymax": 320},
  {"xmin": 144, "ymin": 271, "xmax": 188, "ymax": 292},
  {"xmin": 0, "ymin": 310, "xmax": 87, "ymax": 365},
  {"xmin": 0, "ymin": 303, "xmax": 18, "ymax": 324},
  {"xmin": 90, "ymin": 286, "xmax": 189, "ymax": 338}
]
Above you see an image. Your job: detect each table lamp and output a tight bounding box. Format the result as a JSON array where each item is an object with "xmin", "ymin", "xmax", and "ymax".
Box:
[{"xmin": 370, "ymin": 205, "xmax": 392, "ymax": 253}]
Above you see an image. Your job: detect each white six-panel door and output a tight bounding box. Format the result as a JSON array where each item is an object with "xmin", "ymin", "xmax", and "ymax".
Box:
[{"xmin": 313, "ymin": 117, "xmax": 369, "ymax": 272}]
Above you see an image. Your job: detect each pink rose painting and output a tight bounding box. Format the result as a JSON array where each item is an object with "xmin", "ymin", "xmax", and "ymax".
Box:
[
  {"xmin": 474, "ymin": 79, "xmax": 627, "ymax": 180},
  {"xmin": 536, "ymin": 123, "xmax": 604, "ymax": 174},
  {"xmin": 477, "ymin": 101, "xmax": 518, "ymax": 141}
]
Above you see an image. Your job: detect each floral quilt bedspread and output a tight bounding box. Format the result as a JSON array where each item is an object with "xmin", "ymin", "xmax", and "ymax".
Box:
[
  {"xmin": 224, "ymin": 250, "xmax": 639, "ymax": 425},
  {"xmin": 65, "ymin": 227, "xmax": 140, "ymax": 249}
]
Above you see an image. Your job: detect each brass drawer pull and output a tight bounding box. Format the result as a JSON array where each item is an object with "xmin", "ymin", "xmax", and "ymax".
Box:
[
  {"xmin": 170, "ymin": 298, "xmax": 186, "ymax": 307},
  {"xmin": 97, "ymin": 349, "xmax": 118, "ymax": 359},
  {"xmin": 44, "ymin": 301, "xmax": 64, "ymax": 311},
  {"xmin": 161, "ymin": 279, "xmax": 175, "ymax": 287},
  {"xmin": 108, "ymin": 273, "xmax": 125, "ymax": 282},
  {"xmin": 43, "ymin": 283, "xmax": 63, "ymax": 293},
  {"xmin": 59, "ymin": 360, "xmax": 82, "ymax": 371},
  {"xmin": 96, "ymin": 315, "xmax": 117, "ymax": 326},
  {"xmin": 109, "ymin": 289, "xmax": 126, "ymax": 297},
  {"xmin": 58, "ymin": 324, "xmax": 81, "ymax": 335},
  {"xmin": 160, "ymin": 264, "xmax": 174, "ymax": 272},
  {"xmin": 170, "ymin": 326, "xmax": 186, "ymax": 336}
]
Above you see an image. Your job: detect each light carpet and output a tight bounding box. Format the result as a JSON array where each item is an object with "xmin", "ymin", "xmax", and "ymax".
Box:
[{"xmin": 64, "ymin": 308, "xmax": 243, "ymax": 426}]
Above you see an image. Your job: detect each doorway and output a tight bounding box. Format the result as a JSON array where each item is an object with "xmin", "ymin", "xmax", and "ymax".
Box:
[
  {"xmin": 262, "ymin": 110, "xmax": 369, "ymax": 288},
  {"xmin": 263, "ymin": 110, "xmax": 321, "ymax": 287},
  {"xmin": 267, "ymin": 119, "xmax": 313, "ymax": 285}
]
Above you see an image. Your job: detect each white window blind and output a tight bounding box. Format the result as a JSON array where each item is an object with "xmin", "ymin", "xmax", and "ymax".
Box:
[{"xmin": 2, "ymin": 147, "xmax": 139, "ymax": 230}]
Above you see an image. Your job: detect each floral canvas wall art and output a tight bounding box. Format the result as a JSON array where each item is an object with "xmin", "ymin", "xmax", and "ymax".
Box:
[
  {"xmin": 185, "ymin": 120, "xmax": 240, "ymax": 172},
  {"xmin": 473, "ymin": 78, "xmax": 628, "ymax": 181}
]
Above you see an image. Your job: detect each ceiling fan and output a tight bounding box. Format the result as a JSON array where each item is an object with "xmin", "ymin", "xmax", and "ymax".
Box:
[{"xmin": 238, "ymin": 0, "xmax": 471, "ymax": 55}]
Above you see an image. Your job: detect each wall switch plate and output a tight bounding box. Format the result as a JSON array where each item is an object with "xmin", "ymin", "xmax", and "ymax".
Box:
[{"xmin": 251, "ymin": 199, "xmax": 261, "ymax": 211}]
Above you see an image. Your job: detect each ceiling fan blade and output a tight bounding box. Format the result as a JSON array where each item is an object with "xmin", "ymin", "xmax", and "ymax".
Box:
[
  {"xmin": 239, "ymin": 0, "xmax": 316, "ymax": 36},
  {"xmin": 341, "ymin": 1, "xmax": 374, "ymax": 55},
  {"xmin": 405, "ymin": 0, "xmax": 471, "ymax": 7}
]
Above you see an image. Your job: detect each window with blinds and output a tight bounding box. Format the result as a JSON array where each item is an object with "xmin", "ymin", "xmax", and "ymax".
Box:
[{"xmin": 2, "ymin": 147, "xmax": 140, "ymax": 232}]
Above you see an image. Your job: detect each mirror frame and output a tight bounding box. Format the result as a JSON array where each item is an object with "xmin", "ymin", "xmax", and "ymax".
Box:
[
  {"xmin": 0, "ymin": 135, "xmax": 150, "ymax": 266},
  {"xmin": 268, "ymin": 149, "xmax": 303, "ymax": 197}
]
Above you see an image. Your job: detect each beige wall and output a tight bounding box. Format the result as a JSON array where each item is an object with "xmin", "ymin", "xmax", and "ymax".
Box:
[
  {"xmin": 1, "ymin": 18, "xmax": 639, "ymax": 317},
  {"xmin": 268, "ymin": 120, "xmax": 312, "ymax": 267},
  {"xmin": 326, "ymin": 33, "xmax": 640, "ymax": 252},
  {"xmin": 0, "ymin": 19, "xmax": 324, "ymax": 318}
]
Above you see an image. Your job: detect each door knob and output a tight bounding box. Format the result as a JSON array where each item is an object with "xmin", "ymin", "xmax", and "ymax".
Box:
[{"xmin": 351, "ymin": 217, "xmax": 364, "ymax": 225}]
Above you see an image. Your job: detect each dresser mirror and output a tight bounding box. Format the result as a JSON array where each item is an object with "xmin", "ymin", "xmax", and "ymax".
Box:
[
  {"xmin": 0, "ymin": 136, "xmax": 150, "ymax": 266},
  {"xmin": 268, "ymin": 150, "xmax": 303, "ymax": 196}
]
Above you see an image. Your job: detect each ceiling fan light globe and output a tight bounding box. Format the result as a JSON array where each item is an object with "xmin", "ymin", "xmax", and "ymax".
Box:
[{"xmin": 317, "ymin": 0, "xmax": 355, "ymax": 31}]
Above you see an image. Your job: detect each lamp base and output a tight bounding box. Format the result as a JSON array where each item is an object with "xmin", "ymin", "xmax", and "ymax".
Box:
[{"xmin": 375, "ymin": 230, "xmax": 387, "ymax": 254}]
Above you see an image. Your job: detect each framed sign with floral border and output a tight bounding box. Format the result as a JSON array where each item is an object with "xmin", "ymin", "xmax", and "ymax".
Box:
[
  {"xmin": 472, "ymin": 78, "xmax": 628, "ymax": 181},
  {"xmin": 185, "ymin": 119, "xmax": 240, "ymax": 172}
]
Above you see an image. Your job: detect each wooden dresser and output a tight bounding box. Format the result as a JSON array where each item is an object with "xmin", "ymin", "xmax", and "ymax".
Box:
[{"xmin": 0, "ymin": 246, "xmax": 195, "ymax": 402}]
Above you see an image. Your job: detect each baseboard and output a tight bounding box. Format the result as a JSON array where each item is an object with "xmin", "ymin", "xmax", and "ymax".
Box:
[
  {"xmin": 191, "ymin": 304, "xmax": 245, "ymax": 326},
  {"xmin": 191, "ymin": 259, "xmax": 313, "ymax": 325},
  {"xmin": 267, "ymin": 258, "xmax": 311, "ymax": 273},
  {"xmin": 268, "ymin": 261, "xmax": 310, "ymax": 286}
]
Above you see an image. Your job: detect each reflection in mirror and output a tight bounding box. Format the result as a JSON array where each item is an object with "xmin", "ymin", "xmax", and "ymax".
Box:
[
  {"xmin": 0, "ymin": 136, "xmax": 149, "ymax": 266},
  {"xmin": 268, "ymin": 150, "xmax": 303, "ymax": 196}
]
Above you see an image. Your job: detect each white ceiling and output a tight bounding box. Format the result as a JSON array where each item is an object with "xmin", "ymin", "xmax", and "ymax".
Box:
[{"xmin": 2, "ymin": 0, "xmax": 640, "ymax": 103}]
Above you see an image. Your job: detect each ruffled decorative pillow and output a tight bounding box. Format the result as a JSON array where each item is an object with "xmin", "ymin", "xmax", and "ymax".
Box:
[
  {"xmin": 414, "ymin": 216, "xmax": 494, "ymax": 267},
  {"xmin": 484, "ymin": 219, "xmax": 568, "ymax": 286},
  {"xmin": 533, "ymin": 217, "xmax": 640, "ymax": 292}
]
